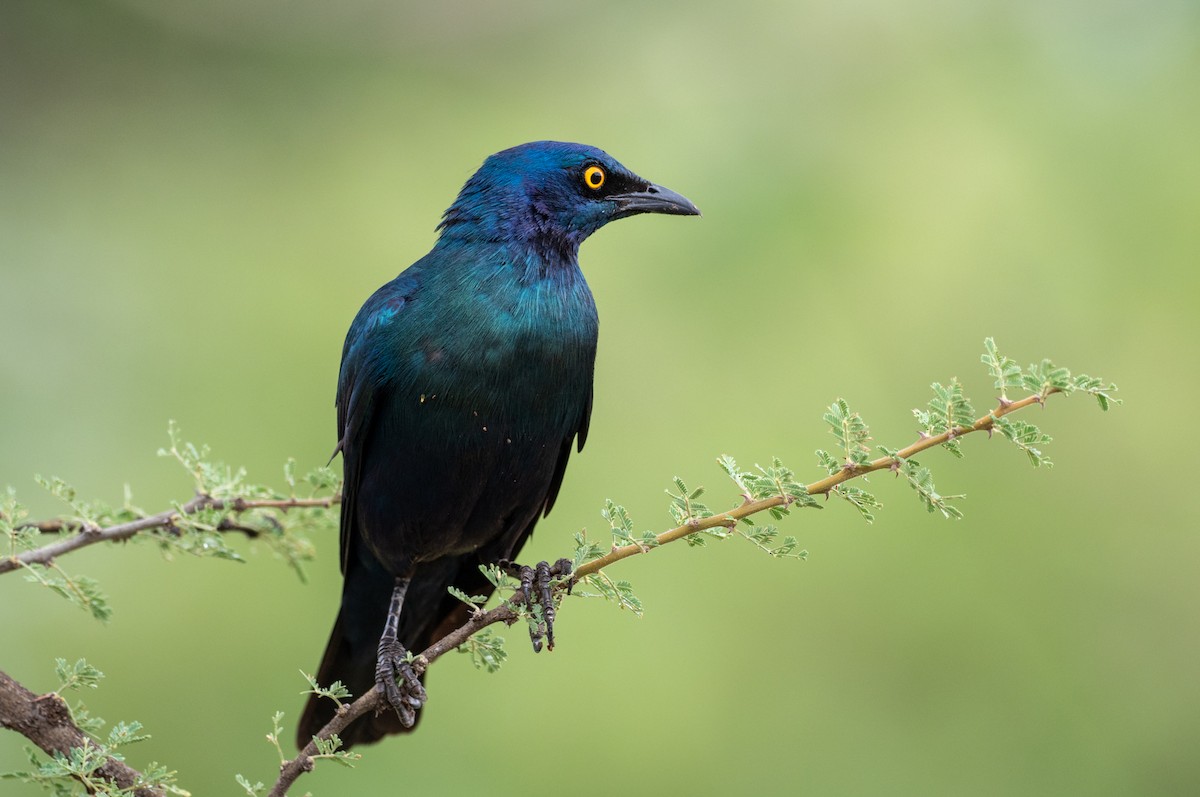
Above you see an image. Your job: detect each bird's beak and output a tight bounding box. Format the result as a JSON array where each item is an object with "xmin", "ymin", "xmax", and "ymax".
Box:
[{"xmin": 610, "ymin": 183, "xmax": 701, "ymax": 217}]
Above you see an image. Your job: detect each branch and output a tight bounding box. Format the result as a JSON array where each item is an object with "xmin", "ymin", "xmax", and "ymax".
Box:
[
  {"xmin": 1, "ymin": 494, "xmax": 339, "ymax": 576},
  {"xmin": 0, "ymin": 668, "xmax": 159, "ymax": 797},
  {"xmin": 577, "ymin": 392, "xmax": 1044, "ymax": 578},
  {"xmin": 269, "ymin": 390, "xmax": 1061, "ymax": 795},
  {"xmin": 269, "ymin": 603, "xmax": 518, "ymax": 796},
  {"xmin": 0, "ymin": 341, "xmax": 1114, "ymax": 794}
]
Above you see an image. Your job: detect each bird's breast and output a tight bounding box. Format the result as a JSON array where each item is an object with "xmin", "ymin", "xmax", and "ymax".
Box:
[{"xmin": 399, "ymin": 262, "xmax": 597, "ymax": 432}]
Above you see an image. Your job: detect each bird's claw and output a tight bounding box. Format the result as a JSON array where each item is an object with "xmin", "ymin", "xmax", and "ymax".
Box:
[
  {"xmin": 375, "ymin": 638, "xmax": 427, "ymax": 727},
  {"xmin": 501, "ymin": 557, "xmax": 573, "ymax": 652}
]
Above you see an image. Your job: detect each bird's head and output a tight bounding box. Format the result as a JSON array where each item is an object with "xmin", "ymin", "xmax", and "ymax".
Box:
[{"xmin": 436, "ymin": 141, "xmax": 699, "ymax": 258}]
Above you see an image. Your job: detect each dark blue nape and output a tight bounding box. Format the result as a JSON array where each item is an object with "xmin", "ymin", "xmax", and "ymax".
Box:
[{"xmin": 298, "ymin": 142, "xmax": 698, "ymax": 748}]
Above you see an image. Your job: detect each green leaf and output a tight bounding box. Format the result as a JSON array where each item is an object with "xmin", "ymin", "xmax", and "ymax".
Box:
[
  {"xmin": 914, "ymin": 378, "xmax": 976, "ymax": 458},
  {"xmin": 1023, "ymin": 358, "xmax": 1073, "ymax": 398},
  {"xmin": 106, "ymin": 720, "xmax": 150, "ymax": 748},
  {"xmin": 833, "ymin": 485, "xmax": 882, "ymax": 523},
  {"xmin": 458, "ymin": 629, "xmax": 508, "ymax": 673},
  {"xmin": 736, "ymin": 523, "xmax": 808, "ymax": 559},
  {"xmin": 236, "ymin": 773, "xmax": 266, "ymax": 796},
  {"xmin": 304, "ymin": 465, "xmax": 342, "ymax": 492},
  {"xmin": 742, "ymin": 457, "xmax": 818, "ymax": 517},
  {"xmin": 602, "ymin": 499, "xmax": 637, "ymax": 546},
  {"xmin": 981, "ymin": 337, "xmax": 1023, "ymax": 400},
  {"xmin": 576, "ymin": 573, "xmax": 643, "ymax": 615},
  {"xmin": 718, "ymin": 454, "xmax": 754, "ymax": 498},
  {"xmin": 572, "ymin": 530, "xmax": 605, "ymax": 569},
  {"xmin": 312, "ymin": 734, "xmax": 361, "ymax": 767},
  {"xmin": 300, "ymin": 670, "xmax": 353, "ymax": 706},
  {"xmin": 479, "ymin": 563, "xmax": 516, "ymax": 591},
  {"xmin": 1, "ymin": 488, "xmax": 37, "ymax": 556},
  {"xmin": 823, "ymin": 399, "xmax": 872, "ymax": 467},
  {"xmin": 896, "ymin": 459, "xmax": 964, "ymax": 519},
  {"xmin": 70, "ymin": 701, "xmax": 105, "ymax": 736},
  {"xmin": 448, "ymin": 586, "xmax": 488, "ymax": 608},
  {"xmin": 33, "ymin": 475, "xmax": 115, "ymax": 533},
  {"xmin": 53, "ymin": 658, "xmax": 103, "ymax": 694},
  {"xmin": 993, "ymin": 416, "xmax": 1054, "ymax": 467},
  {"xmin": 1072, "ymin": 374, "xmax": 1122, "ymax": 411},
  {"xmin": 665, "ymin": 477, "xmax": 713, "ymax": 526},
  {"xmin": 22, "ymin": 566, "xmax": 112, "ymax": 622},
  {"xmin": 814, "ymin": 449, "xmax": 841, "ymax": 476}
]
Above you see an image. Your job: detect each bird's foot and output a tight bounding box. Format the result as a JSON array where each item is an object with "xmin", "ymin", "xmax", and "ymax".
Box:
[
  {"xmin": 375, "ymin": 638, "xmax": 427, "ymax": 727},
  {"xmin": 500, "ymin": 557, "xmax": 574, "ymax": 652}
]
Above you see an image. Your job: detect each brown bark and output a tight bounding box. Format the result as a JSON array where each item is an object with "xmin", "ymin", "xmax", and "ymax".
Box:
[{"xmin": 0, "ymin": 668, "xmax": 161, "ymax": 797}]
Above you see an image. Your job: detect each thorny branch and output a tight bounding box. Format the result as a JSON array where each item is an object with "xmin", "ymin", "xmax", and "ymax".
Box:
[
  {"xmin": 0, "ymin": 669, "xmax": 162, "ymax": 797},
  {"xmin": 1, "ymin": 493, "xmax": 338, "ymax": 792},
  {"xmin": 268, "ymin": 390, "xmax": 1058, "ymax": 795},
  {"xmin": 269, "ymin": 604, "xmax": 516, "ymax": 796},
  {"xmin": 0, "ymin": 494, "xmax": 338, "ymax": 576},
  {"xmin": 0, "ymin": 382, "xmax": 1101, "ymax": 795},
  {"xmin": 575, "ymin": 391, "xmax": 1048, "ymax": 578}
]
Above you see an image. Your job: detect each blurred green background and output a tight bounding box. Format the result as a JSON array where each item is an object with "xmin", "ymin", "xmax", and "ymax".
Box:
[{"xmin": 2, "ymin": 1, "xmax": 1198, "ymax": 795}]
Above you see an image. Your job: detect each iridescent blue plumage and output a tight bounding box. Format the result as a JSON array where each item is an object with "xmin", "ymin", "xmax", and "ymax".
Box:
[{"xmin": 298, "ymin": 142, "xmax": 698, "ymax": 748}]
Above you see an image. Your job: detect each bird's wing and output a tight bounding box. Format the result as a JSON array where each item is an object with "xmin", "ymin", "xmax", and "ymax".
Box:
[
  {"xmin": 334, "ymin": 271, "xmax": 421, "ymax": 573},
  {"xmin": 541, "ymin": 381, "xmax": 593, "ymax": 517},
  {"xmin": 576, "ymin": 381, "xmax": 593, "ymax": 452}
]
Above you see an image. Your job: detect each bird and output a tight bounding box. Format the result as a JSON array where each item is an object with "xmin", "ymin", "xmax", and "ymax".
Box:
[{"xmin": 297, "ymin": 141, "xmax": 699, "ymax": 749}]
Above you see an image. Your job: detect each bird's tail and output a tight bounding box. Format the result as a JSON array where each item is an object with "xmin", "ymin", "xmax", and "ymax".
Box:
[
  {"xmin": 295, "ymin": 553, "xmax": 494, "ymax": 750},
  {"xmin": 295, "ymin": 610, "xmax": 416, "ymax": 749}
]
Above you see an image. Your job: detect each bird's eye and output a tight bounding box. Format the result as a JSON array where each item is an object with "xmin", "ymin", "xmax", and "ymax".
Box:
[{"xmin": 583, "ymin": 165, "xmax": 606, "ymax": 190}]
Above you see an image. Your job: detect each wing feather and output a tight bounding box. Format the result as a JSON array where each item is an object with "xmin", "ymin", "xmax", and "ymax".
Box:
[{"xmin": 334, "ymin": 273, "xmax": 420, "ymax": 572}]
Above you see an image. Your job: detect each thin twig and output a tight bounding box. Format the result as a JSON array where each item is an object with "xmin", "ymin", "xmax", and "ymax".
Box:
[
  {"xmin": 575, "ymin": 392, "xmax": 1045, "ymax": 578},
  {"xmin": 268, "ymin": 391, "xmax": 1054, "ymax": 795},
  {"xmin": 269, "ymin": 603, "xmax": 518, "ymax": 797},
  {"xmin": 0, "ymin": 389, "xmax": 1057, "ymax": 795},
  {"xmin": 1, "ymin": 495, "xmax": 339, "ymax": 576}
]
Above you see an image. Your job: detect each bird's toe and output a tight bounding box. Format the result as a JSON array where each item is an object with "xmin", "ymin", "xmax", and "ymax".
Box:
[
  {"xmin": 375, "ymin": 639, "xmax": 427, "ymax": 726},
  {"xmin": 503, "ymin": 557, "xmax": 573, "ymax": 652}
]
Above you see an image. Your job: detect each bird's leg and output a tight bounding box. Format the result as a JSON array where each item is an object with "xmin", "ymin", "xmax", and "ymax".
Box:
[
  {"xmin": 499, "ymin": 557, "xmax": 574, "ymax": 653},
  {"xmin": 375, "ymin": 577, "xmax": 427, "ymax": 726}
]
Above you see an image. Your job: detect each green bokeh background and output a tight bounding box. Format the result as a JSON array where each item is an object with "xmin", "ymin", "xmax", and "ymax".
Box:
[{"xmin": 3, "ymin": 2, "xmax": 1198, "ymax": 795}]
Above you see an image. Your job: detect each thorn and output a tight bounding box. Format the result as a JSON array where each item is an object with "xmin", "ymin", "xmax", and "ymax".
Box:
[
  {"xmin": 997, "ymin": 396, "xmax": 1014, "ymax": 409},
  {"xmin": 917, "ymin": 430, "xmax": 930, "ymax": 440}
]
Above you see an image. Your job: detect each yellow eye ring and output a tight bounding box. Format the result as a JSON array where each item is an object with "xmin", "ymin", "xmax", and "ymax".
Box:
[{"xmin": 583, "ymin": 165, "xmax": 605, "ymax": 190}]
